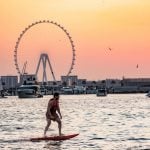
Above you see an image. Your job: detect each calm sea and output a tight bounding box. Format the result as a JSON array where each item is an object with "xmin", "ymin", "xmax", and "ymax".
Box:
[{"xmin": 0, "ymin": 94, "xmax": 150, "ymax": 150}]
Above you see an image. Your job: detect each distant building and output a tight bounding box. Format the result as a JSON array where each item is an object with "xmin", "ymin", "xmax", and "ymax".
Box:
[
  {"xmin": 105, "ymin": 79, "xmax": 121, "ymax": 88},
  {"xmin": 77, "ymin": 79, "xmax": 87, "ymax": 86},
  {"xmin": 96, "ymin": 80, "xmax": 106, "ymax": 88},
  {"xmin": 85, "ymin": 81, "xmax": 97, "ymax": 87},
  {"xmin": 121, "ymin": 78, "xmax": 150, "ymax": 87},
  {"xmin": 46, "ymin": 81, "xmax": 61, "ymax": 86},
  {"xmin": 0, "ymin": 76, "xmax": 18, "ymax": 89},
  {"xmin": 61, "ymin": 75, "xmax": 78, "ymax": 87},
  {"xmin": 120, "ymin": 78, "xmax": 150, "ymax": 92}
]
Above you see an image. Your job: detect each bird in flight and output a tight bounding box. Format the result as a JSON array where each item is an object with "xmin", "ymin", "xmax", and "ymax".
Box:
[{"xmin": 108, "ymin": 47, "xmax": 112, "ymax": 51}]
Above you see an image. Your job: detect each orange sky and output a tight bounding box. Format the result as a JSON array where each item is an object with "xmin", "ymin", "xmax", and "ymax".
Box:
[{"xmin": 0, "ymin": 0, "xmax": 150, "ymax": 80}]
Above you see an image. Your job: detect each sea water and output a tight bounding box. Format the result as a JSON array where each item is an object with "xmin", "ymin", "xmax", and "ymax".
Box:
[{"xmin": 0, "ymin": 94, "xmax": 150, "ymax": 150}]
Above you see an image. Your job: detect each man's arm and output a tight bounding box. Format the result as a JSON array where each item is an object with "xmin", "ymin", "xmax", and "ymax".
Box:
[{"xmin": 57, "ymin": 105, "xmax": 62, "ymax": 119}]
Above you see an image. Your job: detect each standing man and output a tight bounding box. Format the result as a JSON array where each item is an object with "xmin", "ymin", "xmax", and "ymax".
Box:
[{"xmin": 44, "ymin": 92, "xmax": 62, "ymax": 136}]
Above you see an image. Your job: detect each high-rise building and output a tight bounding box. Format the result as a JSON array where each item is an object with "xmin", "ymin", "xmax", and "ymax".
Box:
[{"xmin": 0, "ymin": 76, "xmax": 18, "ymax": 89}]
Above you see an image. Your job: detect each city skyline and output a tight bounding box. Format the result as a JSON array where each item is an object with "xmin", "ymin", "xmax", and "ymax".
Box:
[{"xmin": 0, "ymin": 0, "xmax": 150, "ymax": 80}]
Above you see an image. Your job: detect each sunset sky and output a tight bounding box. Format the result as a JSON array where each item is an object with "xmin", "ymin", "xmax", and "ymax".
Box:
[{"xmin": 0, "ymin": 0, "xmax": 150, "ymax": 81}]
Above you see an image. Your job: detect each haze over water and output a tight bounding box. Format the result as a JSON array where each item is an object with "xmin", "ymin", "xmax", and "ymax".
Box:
[{"xmin": 0, "ymin": 94, "xmax": 150, "ymax": 149}]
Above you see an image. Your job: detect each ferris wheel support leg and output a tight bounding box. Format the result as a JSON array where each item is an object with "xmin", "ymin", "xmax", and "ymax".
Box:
[
  {"xmin": 35, "ymin": 55, "xmax": 42, "ymax": 77},
  {"xmin": 42, "ymin": 56, "xmax": 47, "ymax": 84},
  {"xmin": 47, "ymin": 55, "xmax": 56, "ymax": 81}
]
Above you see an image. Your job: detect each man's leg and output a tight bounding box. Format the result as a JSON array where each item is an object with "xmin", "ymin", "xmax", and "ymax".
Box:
[
  {"xmin": 44, "ymin": 119, "xmax": 51, "ymax": 136},
  {"xmin": 55, "ymin": 117, "xmax": 62, "ymax": 136}
]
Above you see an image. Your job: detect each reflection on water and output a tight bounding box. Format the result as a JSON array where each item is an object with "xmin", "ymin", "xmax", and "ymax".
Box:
[
  {"xmin": 44, "ymin": 141, "xmax": 62, "ymax": 150},
  {"xmin": 0, "ymin": 94, "xmax": 150, "ymax": 150}
]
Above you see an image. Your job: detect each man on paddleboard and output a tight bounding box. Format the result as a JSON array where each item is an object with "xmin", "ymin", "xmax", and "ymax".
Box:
[{"xmin": 44, "ymin": 92, "xmax": 62, "ymax": 136}]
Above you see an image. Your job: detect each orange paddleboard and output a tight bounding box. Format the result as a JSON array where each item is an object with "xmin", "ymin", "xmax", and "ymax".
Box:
[{"xmin": 30, "ymin": 133, "xmax": 79, "ymax": 141}]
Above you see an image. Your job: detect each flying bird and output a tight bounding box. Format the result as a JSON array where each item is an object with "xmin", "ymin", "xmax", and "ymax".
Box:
[{"xmin": 108, "ymin": 47, "xmax": 112, "ymax": 51}]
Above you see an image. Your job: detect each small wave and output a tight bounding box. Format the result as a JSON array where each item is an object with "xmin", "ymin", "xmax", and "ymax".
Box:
[
  {"xmin": 16, "ymin": 127, "xmax": 23, "ymax": 130},
  {"xmin": 126, "ymin": 145, "xmax": 150, "ymax": 150},
  {"xmin": 90, "ymin": 137, "xmax": 106, "ymax": 140},
  {"xmin": 128, "ymin": 137, "xmax": 150, "ymax": 141},
  {"xmin": 0, "ymin": 138, "xmax": 30, "ymax": 143}
]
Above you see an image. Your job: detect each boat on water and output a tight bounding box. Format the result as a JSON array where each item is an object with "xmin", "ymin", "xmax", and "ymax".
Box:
[
  {"xmin": 17, "ymin": 84, "xmax": 43, "ymax": 98},
  {"xmin": 17, "ymin": 74, "xmax": 43, "ymax": 98},
  {"xmin": 0, "ymin": 90, "xmax": 5, "ymax": 98},
  {"xmin": 0, "ymin": 78, "xmax": 7, "ymax": 98},
  {"xmin": 61, "ymin": 87, "xmax": 73, "ymax": 94},
  {"xmin": 146, "ymin": 91, "xmax": 150, "ymax": 97},
  {"xmin": 96, "ymin": 88, "xmax": 107, "ymax": 96}
]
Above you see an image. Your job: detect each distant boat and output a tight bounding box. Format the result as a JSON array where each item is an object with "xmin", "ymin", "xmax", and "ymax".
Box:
[
  {"xmin": 0, "ymin": 94, "xmax": 7, "ymax": 99},
  {"xmin": 0, "ymin": 79, "xmax": 5, "ymax": 98},
  {"xmin": 73, "ymin": 86, "xmax": 86, "ymax": 94},
  {"xmin": 146, "ymin": 91, "xmax": 150, "ymax": 97},
  {"xmin": 17, "ymin": 84, "xmax": 43, "ymax": 98},
  {"xmin": 96, "ymin": 88, "xmax": 107, "ymax": 96},
  {"xmin": 0, "ymin": 78, "xmax": 3, "ymax": 91},
  {"xmin": 17, "ymin": 74, "xmax": 43, "ymax": 98},
  {"xmin": 61, "ymin": 87, "xmax": 73, "ymax": 94}
]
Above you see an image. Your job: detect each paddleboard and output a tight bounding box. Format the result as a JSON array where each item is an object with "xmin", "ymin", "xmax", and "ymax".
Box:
[{"xmin": 30, "ymin": 133, "xmax": 79, "ymax": 141}]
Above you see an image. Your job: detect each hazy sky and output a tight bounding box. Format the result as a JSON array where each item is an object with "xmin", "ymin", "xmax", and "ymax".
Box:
[{"xmin": 0, "ymin": 0, "xmax": 150, "ymax": 80}]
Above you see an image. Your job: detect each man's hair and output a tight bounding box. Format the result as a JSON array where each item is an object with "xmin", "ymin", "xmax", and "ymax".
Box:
[{"xmin": 53, "ymin": 92, "xmax": 59, "ymax": 97}]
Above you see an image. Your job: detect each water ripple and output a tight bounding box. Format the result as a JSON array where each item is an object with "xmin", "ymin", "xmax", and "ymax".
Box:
[{"xmin": 0, "ymin": 94, "xmax": 150, "ymax": 149}]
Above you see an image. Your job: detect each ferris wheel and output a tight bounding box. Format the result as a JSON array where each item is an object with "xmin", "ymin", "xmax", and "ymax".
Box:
[{"xmin": 14, "ymin": 20, "xmax": 76, "ymax": 81}]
